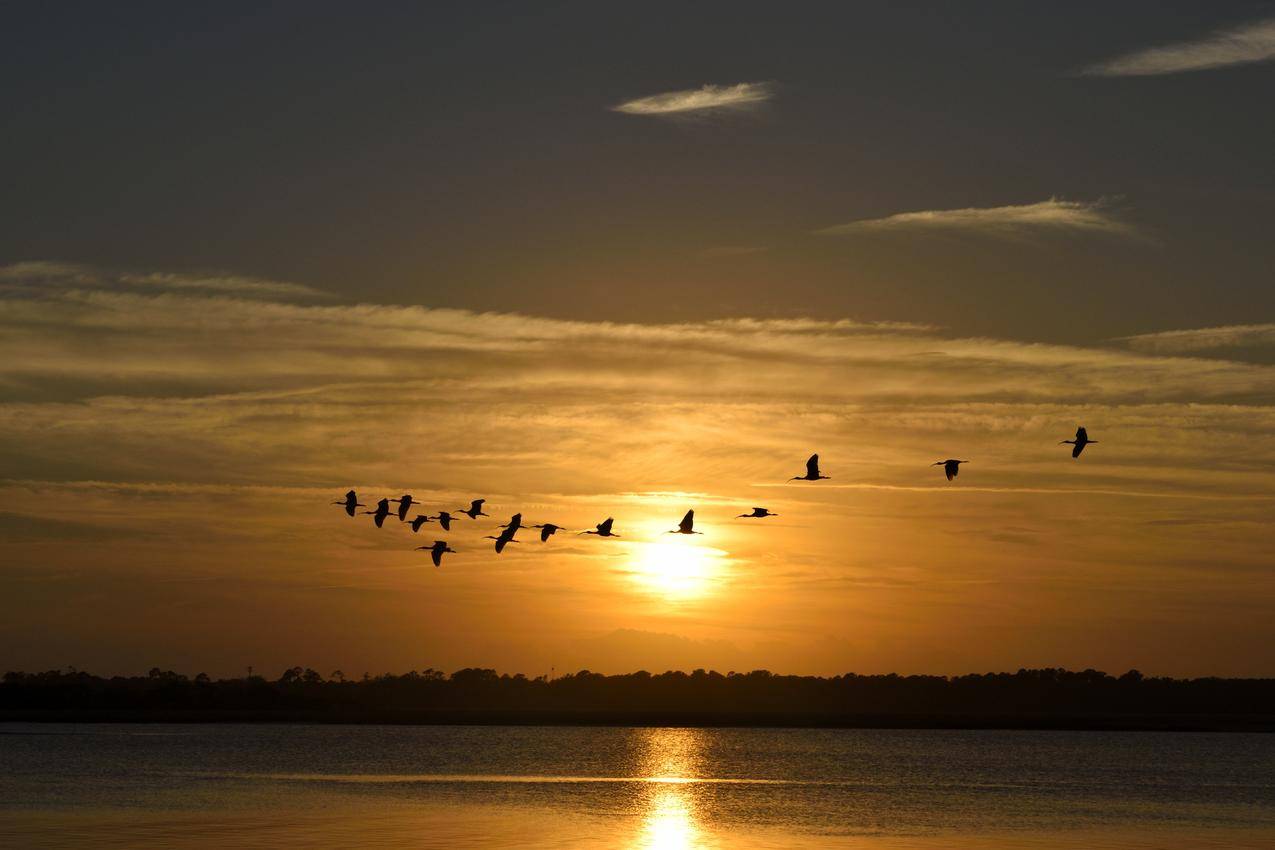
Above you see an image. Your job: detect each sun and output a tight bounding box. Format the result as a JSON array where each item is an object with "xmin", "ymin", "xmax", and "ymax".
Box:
[{"xmin": 628, "ymin": 540, "xmax": 727, "ymax": 601}]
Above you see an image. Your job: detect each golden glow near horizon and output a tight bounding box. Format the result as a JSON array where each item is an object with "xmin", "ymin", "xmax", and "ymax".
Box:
[{"xmin": 2, "ymin": 262, "xmax": 1275, "ymax": 679}]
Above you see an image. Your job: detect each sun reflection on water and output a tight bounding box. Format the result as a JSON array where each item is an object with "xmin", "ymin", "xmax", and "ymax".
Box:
[{"xmin": 630, "ymin": 728, "xmax": 718, "ymax": 850}]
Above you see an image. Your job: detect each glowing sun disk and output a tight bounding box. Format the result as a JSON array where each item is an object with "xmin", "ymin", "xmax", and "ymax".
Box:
[{"xmin": 629, "ymin": 540, "xmax": 727, "ymax": 601}]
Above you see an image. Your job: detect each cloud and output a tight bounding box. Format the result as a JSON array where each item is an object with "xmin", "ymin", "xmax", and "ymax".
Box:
[
  {"xmin": 0, "ymin": 267, "xmax": 1269, "ymax": 415},
  {"xmin": 1081, "ymin": 17, "xmax": 1275, "ymax": 76},
  {"xmin": 1118, "ymin": 324, "xmax": 1275, "ymax": 353},
  {"xmin": 0, "ymin": 261, "xmax": 325, "ymax": 300},
  {"xmin": 2, "ymin": 262, "xmax": 1273, "ymax": 501},
  {"xmin": 612, "ymin": 82, "xmax": 773, "ymax": 115},
  {"xmin": 815, "ymin": 198, "xmax": 1133, "ymax": 239}
]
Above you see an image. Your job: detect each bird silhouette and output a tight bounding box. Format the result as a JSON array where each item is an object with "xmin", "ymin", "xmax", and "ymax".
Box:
[
  {"xmin": 416, "ymin": 540, "xmax": 455, "ymax": 567},
  {"xmin": 933, "ymin": 459, "xmax": 968, "ymax": 481},
  {"xmin": 581, "ymin": 518, "xmax": 620, "ymax": 537},
  {"xmin": 531, "ymin": 523, "xmax": 562, "ymax": 542},
  {"xmin": 484, "ymin": 529, "xmax": 520, "ymax": 554},
  {"xmin": 737, "ymin": 507, "xmax": 777, "ymax": 518},
  {"xmin": 391, "ymin": 495, "xmax": 419, "ymax": 523},
  {"xmin": 331, "ymin": 490, "xmax": 364, "ymax": 517},
  {"xmin": 434, "ymin": 511, "xmax": 455, "ymax": 531},
  {"xmin": 479, "ymin": 514, "xmax": 522, "ymax": 553},
  {"xmin": 791, "ymin": 454, "xmax": 830, "ymax": 481},
  {"xmin": 364, "ymin": 498, "xmax": 392, "ymax": 528},
  {"xmin": 458, "ymin": 499, "xmax": 488, "ymax": 519},
  {"xmin": 405, "ymin": 514, "xmax": 434, "ymax": 533},
  {"xmin": 1061, "ymin": 426, "xmax": 1097, "ymax": 458},
  {"xmin": 669, "ymin": 509, "xmax": 702, "ymax": 535}
]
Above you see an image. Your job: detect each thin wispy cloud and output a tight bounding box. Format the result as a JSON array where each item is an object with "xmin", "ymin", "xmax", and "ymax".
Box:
[
  {"xmin": 612, "ymin": 82, "xmax": 773, "ymax": 116},
  {"xmin": 1119, "ymin": 324, "xmax": 1275, "ymax": 353},
  {"xmin": 1081, "ymin": 17, "xmax": 1275, "ymax": 77},
  {"xmin": 0, "ymin": 261, "xmax": 325, "ymax": 300},
  {"xmin": 0, "ymin": 266, "xmax": 1269, "ymax": 412},
  {"xmin": 816, "ymin": 199, "xmax": 1133, "ymax": 239}
]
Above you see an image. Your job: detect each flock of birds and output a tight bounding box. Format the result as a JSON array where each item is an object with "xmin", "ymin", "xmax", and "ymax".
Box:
[{"xmin": 331, "ymin": 427, "xmax": 1099, "ymax": 566}]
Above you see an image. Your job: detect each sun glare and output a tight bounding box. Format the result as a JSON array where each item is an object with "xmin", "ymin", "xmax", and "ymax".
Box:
[{"xmin": 629, "ymin": 540, "xmax": 727, "ymax": 601}]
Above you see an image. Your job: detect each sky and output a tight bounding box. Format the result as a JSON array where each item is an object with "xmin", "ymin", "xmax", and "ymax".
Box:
[{"xmin": 2, "ymin": 2, "xmax": 1274, "ymax": 679}]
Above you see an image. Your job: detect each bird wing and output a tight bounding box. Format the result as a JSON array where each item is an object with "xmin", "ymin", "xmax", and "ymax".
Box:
[
  {"xmin": 432, "ymin": 548, "xmax": 442, "ymax": 567},
  {"xmin": 471, "ymin": 499, "xmax": 484, "ymax": 511},
  {"xmin": 541, "ymin": 527, "xmax": 551, "ymax": 542},
  {"xmin": 679, "ymin": 510, "xmax": 694, "ymax": 532},
  {"xmin": 509, "ymin": 513, "xmax": 522, "ymax": 529},
  {"xmin": 1076, "ymin": 427, "xmax": 1087, "ymax": 441},
  {"xmin": 1073, "ymin": 442, "xmax": 1084, "ymax": 458},
  {"xmin": 806, "ymin": 454, "xmax": 819, "ymax": 477},
  {"xmin": 598, "ymin": 517, "xmax": 614, "ymax": 534}
]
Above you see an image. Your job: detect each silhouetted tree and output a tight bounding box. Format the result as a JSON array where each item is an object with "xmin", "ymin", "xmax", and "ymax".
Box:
[{"xmin": 2, "ymin": 666, "xmax": 1273, "ymax": 727}]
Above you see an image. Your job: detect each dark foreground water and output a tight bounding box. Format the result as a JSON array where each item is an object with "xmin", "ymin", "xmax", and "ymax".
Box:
[{"xmin": 1, "ymin": 724, "xmax": 1273, "ymax": 849}]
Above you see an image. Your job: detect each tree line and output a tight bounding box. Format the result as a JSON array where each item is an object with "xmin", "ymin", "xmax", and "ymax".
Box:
[{"xmin": 4, "ymin": 666, "xmax": 1275, "ymax": 727}]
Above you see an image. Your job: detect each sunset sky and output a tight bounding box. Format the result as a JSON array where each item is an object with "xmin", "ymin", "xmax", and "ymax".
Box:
[{"xmin": 3, "ymin": 2, "xmax": 1274, "ymax": 679}]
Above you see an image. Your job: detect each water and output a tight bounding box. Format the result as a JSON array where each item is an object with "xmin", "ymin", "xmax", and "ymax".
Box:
[{"xmin": 2, "ymin": 724, "xmax": 1273, "ymax": 848}]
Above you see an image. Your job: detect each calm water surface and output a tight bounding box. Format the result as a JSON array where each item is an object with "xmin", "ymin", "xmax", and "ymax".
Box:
[{"xmin": 1, "ymin": 724, "xmax": 1273, "ymax": 848}]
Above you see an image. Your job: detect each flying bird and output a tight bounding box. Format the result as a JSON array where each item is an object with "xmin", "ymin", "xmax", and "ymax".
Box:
[
  {"xmin": 581, "ymin": 518, "xmax": 620, "ymax": 537},
  {"xmin": 434, "ymin": 511, "xmax": 455, "ymax": 531},
  {"xmin": 791, "ymin": 454, "xmax": 830, "ymax": 481},
  {"xmin": 458, "ymin": 499, "xmax": 488, "ymax": 519},
  {"xmin": 484, "ymin": 515, "xmax": 521, "ymax": 553},
  {"xmin": 331, "ymin": 490, "xmax": 364, "ymax": 517},
  {"xmin": 417, "ymin": 540, "xmax": 455, "ymax": 567},
  {"xmin": 669, "ymin": 509, "xmax": 702, "ymax": 535},
  {"xmin": 484, "ymin": 528, "xmax": 520, "ymax": 554},
  {"xmin": 405, "ymin": 514, "xmax": 434, "ymax": 533},
  {"xmin": 737, "ymin": 507, "xmax": 777, "ymax": 518},
  {"xmin": 391, "ymin": 495, "xmax": 419, "ymax": 523},
  {"xmin": 364, "ymin": 498, "xmax": 392, "ymax": 528},
  {"xmin": 933, "ymin": 459, "xmax": 968, "ymax": 481},
  {"xmin": 531, "ymin": 523, "xmax": 562, "ymax": 542},
  {"xmin": 1061, "ymin": 426, "xmax": 1097, "ymax": 458}
]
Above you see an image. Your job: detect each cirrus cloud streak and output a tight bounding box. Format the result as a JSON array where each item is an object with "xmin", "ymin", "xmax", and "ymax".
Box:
[
  {"xmin": 1119, "ymin": 324, "xmax": 1275, "ymax": 354},
  {"xmin": 816, "ymin": 199, "xmax": 1133, "ymax": 239},
  {"xmin": 1081, "ymin": 17, "xmax": 1275, "ymax": 77},
  {"xmin": 612, "ymin": 82, "xmax": 774, "ymax": 115}
]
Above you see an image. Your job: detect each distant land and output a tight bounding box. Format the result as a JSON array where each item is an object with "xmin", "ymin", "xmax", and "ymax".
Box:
[{"xmin": 4, "ymin": 667, "xmax": 1274, "ymax": 731}]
